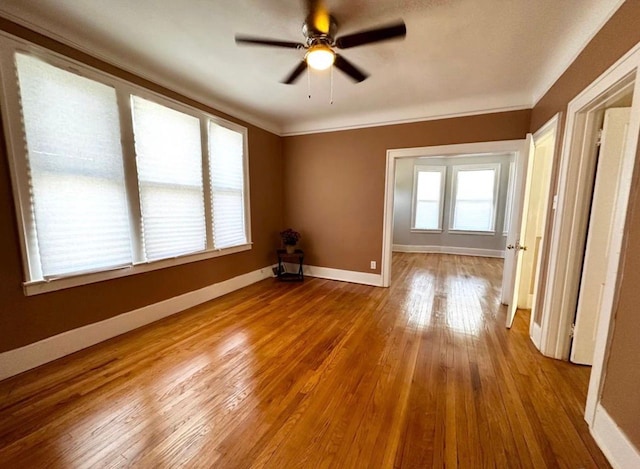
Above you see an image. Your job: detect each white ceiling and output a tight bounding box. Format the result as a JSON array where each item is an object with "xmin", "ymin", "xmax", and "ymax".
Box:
[{"xmin": 0, "ymin": 0, "xmax": 624, "ymax": 135}]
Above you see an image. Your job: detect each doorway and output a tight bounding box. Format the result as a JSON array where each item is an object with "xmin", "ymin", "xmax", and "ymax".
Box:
[
  {"xmin": 571, "ymin": 104, "xmax": 632, "ymax": 366},
  {"xmin": 533, "ymin": 44, "xmax": 640, "ymax": 427},
  {"xmin": 382, "ymin": 140, "xmax": 529, "ymax": 288},
  {"xmin": 506, "ymin": 115, "xmax": 559, "ymax": 336}
]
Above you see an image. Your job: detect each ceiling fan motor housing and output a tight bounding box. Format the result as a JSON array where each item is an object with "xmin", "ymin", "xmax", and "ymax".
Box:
[{"xmin": 302, "ymin": 14, "xmax": 338, "ymax": 46}]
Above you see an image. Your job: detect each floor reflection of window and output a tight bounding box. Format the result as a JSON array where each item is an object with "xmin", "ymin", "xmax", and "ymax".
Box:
[{"xmin": 444, "ymin": 275, "xmax": 489, "ymax": 336}]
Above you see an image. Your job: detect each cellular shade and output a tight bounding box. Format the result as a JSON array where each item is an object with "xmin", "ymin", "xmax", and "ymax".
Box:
[
  {"xmin": 16, "ymin": 53, "xmax": 133, "ymax": 278},
  {"xmin": 209, "ymin": 122, "xmax": 247, "ymax": 249},
  {"xmin": 132, "ymin": 96, "xmax": 206, "ymax": 260}
]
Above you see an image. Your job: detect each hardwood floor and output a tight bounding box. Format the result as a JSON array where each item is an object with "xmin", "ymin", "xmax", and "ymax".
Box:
[{"xmin": 0, "ymin": 253, "xmax": 610, "ymax": 468}]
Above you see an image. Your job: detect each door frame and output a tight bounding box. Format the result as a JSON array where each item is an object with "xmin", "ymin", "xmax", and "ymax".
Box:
[
  {"xmin": 381, "ymin": 139, "xmax": 528, "ymax": 289},
  {"xmin": 538, "ymin": 42, "xmax": 640, "ymax": 426}
]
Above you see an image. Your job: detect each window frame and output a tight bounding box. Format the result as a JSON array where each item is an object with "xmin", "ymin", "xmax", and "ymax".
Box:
[
  {"xmin": 503, "ymin": 161, "xmax": 516, "ymax": 235},
  {"xmin": 410, "ymin": 165, "xmax": 446, "ymax": 232},
  {"xmin": 0, "ymin": 33, "xmax": 251, "ymax": 295},
  {"xmin": 449, "ymin": 163, "xmax": 501, "ymax": 234}
]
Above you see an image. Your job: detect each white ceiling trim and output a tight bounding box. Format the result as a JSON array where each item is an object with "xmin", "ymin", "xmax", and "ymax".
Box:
[
  {"xmin": 281, "ymin": 102, "xmax": 531, "ymax": 136},
  {"xmin": 530, "ymin": 0, "xmax": 626, "ymax": 106},
  {"xmin": 0, "ymin": 11, "xmax": 284, "ymax": 136}
]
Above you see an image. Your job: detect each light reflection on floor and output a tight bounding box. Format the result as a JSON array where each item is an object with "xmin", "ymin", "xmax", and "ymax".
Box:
[{"xmin": 400, "ymin": 255, "xmax": 497, "ymax": 336}]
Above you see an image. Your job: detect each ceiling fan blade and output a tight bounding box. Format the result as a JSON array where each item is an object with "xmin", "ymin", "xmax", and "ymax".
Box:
[
  {"xmin": 334, "ymin": 55, "xmax": 368, "ymax": 83},
  {"xmin": 282, "ymin": 60, "xmax": 308, "ymax": 84},
  {"xmin": 306, "ymin": 0, "xmax": 331, "ymax": 34},
  {"xmin": 335, "ymin": 21, "xmax": 406, "ymax": 49},
  {"xmin": 235, "ymin": 36, "xmax": 304, "ymax": 49}
]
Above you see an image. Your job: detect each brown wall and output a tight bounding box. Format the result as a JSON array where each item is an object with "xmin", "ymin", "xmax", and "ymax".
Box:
[
  {"xmin": 0, "ymin": 18, "xmax": 283, "ymax": 352},
  {"xmin": 529, "ymin": 0, "xmax": 640, "ymax": 450},
  {"xmin": 282, "ymin": 110, "xmax": 530, "ymax": 273}
]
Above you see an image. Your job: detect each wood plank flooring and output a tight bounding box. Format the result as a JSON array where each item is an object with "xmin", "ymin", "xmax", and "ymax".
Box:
[{"xmin": 0, "ymin": 253, "xmax": 610, "ymax": 468}]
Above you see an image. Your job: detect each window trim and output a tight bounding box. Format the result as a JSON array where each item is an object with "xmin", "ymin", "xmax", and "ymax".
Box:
[
  {"xmin": 0, "ymin": 32, "xmax": 252, "ymax": 296},
  {"xmin": 449, "ymin": 163, "xmax": 501, "ymax": 233},
  {"xmin": 503, "ymin": 161, "xmax": 516, "ymax": 236},
  {"xmin": 410, "ymin": 165, "xmax": 446, "ymax": 232}
]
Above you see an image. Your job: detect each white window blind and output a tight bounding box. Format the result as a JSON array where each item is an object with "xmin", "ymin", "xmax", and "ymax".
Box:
[
  {"xmin": 413, "ymin": 168, "xmax": 445, "ymax": 230},
  {"xmin": 15, "ymin": 53, "xmax": 133, "ymax": 278},
  {"xmin": 2, "ymin": 39, "xmax": 253, "ymax": 293},
  {"xmin": 209, "ymin": 122, "xmax": 247, "ymax": 249},
  {"xmin": 131, "ymin": 96, "xmax": 206, "ymax": 261},
  {"xmin": 452, "ymin": 167, "xmax": 498, "ymax": 232}
]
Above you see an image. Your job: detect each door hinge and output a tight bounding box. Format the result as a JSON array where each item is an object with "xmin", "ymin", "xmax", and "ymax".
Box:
[
  {"xmin": 596, "ymin": 128, "xmax": 603, "ymax": 147},
  {"xmin": 569, "ymin": 323, "xmax": 576, "ymax": 338}
]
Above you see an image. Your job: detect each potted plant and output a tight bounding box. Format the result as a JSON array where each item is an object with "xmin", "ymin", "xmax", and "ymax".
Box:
[{"xmin": 280, "ymin": 228, "xmax": 301, "ymax": 253}]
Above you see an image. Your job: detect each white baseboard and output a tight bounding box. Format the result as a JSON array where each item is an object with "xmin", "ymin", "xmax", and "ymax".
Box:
[
  {"xmin": 305, "ymin": 265, "xmax": 383, "ymax": 286},
  {"xmin": 392, "ymin": 244, "xmax": 505, "ymax": 258},
  {"xmin": 591, "ymin": 404, "xmax": 640, "ymax": 469},
  {"xmin": 530, "ymin": 322, "xmax": 542, "ymax": 349},
  {"xmin": 282, "ymin": 263, "xmax": 383, "ymax": 287},
  {"xmin": 0, "ymin": 266, "xmax": 275, "ymax": 381}
]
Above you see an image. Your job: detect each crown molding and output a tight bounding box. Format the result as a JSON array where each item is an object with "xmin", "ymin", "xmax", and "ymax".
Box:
[
  {"xmin": 280, "ymin": 103, "xmax": 531, "ymax": 137},
  {"xmin": 0, "ymin": 11, "xmax": 283, "ymax": 136}
]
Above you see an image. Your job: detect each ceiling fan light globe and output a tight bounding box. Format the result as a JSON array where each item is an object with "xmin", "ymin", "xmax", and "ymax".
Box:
[{"xmin": 306, "ymin": 46, "xmax": 335, "ymax": 70}]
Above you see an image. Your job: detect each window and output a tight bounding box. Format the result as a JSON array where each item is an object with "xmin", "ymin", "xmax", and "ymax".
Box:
[
  {"xmin": 209, "ymin": 122, "xmax": 247, "ymax": 249},
  {"xmin": 0, "ymin": 39, "xmax": 250, "ymax": 294},
  {"xmin": 412, "ymin": 166, "xmax": 445, "ymax": 231},
  {"xmin": 132, "ymin": 96, "xmax": 206, "ymax": 260},
  {"xmin": 450, "ymin": 164, "xmax": 500, "ymax": 232},
  {"xmin": 15, "ymin": 53, "xmax": 133, "ymax": 279}
]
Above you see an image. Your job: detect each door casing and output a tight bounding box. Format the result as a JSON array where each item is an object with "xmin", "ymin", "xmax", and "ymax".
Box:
[{"xmin": 536, "ymin": 43, "xmax": 640, "ymax": 427}]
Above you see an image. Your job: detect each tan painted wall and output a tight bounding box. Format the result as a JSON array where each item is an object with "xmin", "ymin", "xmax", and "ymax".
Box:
[
  {"xmin": 0, "ymin": 18, "xmax": 284, "ymax": 353},
  {"xmin": 529, "ymin": 1, "xmax": 640, "ymax": 450},
  {"xmin": 282, "ymin": 111, "xmax": 530, "ymax": 273}
]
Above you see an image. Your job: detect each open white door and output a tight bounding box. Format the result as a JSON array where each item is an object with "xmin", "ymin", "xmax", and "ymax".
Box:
[
  {"xmin": 527, "ymin": 130, "xmax": 556, "ymax": 348},
  {"xmin": 505, "ymin": 134, "xmax": 534, "ymax": 328},
  {"xmin": 571, "ymin": 107, "xmax": 631, "ymax": 365}
]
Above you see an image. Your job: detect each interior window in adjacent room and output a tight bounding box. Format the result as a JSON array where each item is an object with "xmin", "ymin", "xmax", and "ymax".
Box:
[
  {"xmin": 450, "ymin": 164, "xmax": 500, "ymax": 232},
  {"xmin": 411, "ymin": 165, "xmax": 446, "ymax": 231}
]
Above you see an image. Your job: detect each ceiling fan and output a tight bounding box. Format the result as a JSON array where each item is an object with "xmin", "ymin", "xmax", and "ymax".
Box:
[{"xmin": 235, "ymin": 0, "xmax": 406, "ymax": 84}]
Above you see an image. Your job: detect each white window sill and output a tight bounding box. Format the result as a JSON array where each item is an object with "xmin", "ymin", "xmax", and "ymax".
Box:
[
  {"xmin": 23, "ymin": 243, "xmax": 252, "ymax": 296},
  {"xmin": 448, "ymin": 229, "xmax": 496, "ymax": 236},
  {"xmin": 410, "ymin": 228, "xmax": 443, "ymax": 233}
]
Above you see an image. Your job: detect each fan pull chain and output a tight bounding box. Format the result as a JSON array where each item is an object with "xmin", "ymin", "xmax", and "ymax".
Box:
[
  {"xmin": 307, "ymin": 65, "xmax": 311, "ymax": 99},
  {"xmin": 330, "ymin": 66, "xmax": 334, "ymax": 104}
]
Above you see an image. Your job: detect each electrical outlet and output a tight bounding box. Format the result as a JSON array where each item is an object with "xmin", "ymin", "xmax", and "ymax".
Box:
[{"xmin": 370, "ymin": 261, "xmax": 376, "ymax": 270}]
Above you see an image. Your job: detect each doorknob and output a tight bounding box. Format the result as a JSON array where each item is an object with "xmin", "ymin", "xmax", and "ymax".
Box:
[{"xmin": 507, "ymin": 242, "xmax": 527, "ymax": 251}]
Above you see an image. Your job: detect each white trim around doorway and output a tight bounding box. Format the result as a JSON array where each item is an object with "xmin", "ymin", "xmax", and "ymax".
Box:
[
  {"xmin": 538, "ymin": 41, "xmax": 640, "ymax": 428},
  {"xmin": 382, "ymin": 139, "xmax": 528, "ymax": 288},
  {"xmin": 526, "ymin": 113, "xmax": 562, "ymax": 351}
]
